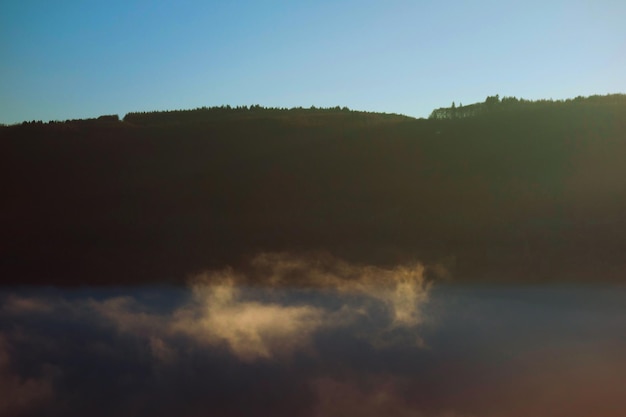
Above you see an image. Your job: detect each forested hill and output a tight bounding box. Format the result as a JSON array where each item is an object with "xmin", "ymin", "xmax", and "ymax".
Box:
[
  {"xmin": 123, "ymin": 105, "xmax": 414, "ymax": 126},
  {"xmin": 2, "ymin": 95, "xmax": 626, "ymax": 286},
  {"xmin": 429, "ymin": 93, "xmax": 626, "ymax": 120},
  {"xmin": 5, "ymin": 105, "xmax": 413, "ymax": 129}
]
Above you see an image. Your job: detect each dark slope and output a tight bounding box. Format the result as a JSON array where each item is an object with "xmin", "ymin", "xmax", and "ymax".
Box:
[{"xmin": 2, "ymin": 98, "xmax": 626, "ymax": 285}]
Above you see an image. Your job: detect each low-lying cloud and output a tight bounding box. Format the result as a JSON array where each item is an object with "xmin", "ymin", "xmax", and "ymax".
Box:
[
  {"xmin": 249, "ymin": 252, "xmax": 433, "ymax": 328},
  {"xmin": 171, "ymin": 277, "xmax": 326, "ymax": 361},
  {"xmin": 87, "ymin": 253, "xmax": 435, "ymax": 361},
  {"xmin": 1, "ymin": 270, "xmax": 625, "ymax": 417}
]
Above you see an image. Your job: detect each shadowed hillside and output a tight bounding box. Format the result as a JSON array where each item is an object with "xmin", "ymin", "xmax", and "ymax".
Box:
[{"xmin": 2, "ymin": 98, "xmax": 626, "ymax": 285}]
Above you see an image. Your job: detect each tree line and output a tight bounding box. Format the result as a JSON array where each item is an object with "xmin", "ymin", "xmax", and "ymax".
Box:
[
  {"xmin": 429, "ymin": 93, "xmax": 626, "ymax": 119},
  {"xmin": 123, "ymin": 105, "xmax": 365, "ymax": 126}
]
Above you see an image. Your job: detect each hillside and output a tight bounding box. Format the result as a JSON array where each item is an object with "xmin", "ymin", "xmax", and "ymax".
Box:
[{"xmin": 2, "ymin": 97, "xmax": 626, "ymax": 285}]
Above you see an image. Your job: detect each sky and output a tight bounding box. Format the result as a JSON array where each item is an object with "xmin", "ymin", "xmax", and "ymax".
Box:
[{"xmin": 1, "ymin": 0, "xmax": 625, "ymax": 124}]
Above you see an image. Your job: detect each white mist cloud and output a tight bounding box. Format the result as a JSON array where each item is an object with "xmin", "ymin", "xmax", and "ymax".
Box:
[
  {"xmin": 84, "ymin": 253, "xmax": 438, "ymax": 361},
  {"xmin": 249, "ymin": 252, "xmax": 433, "ymax": 328},
  {"xmin": 171, "ymin": 276, "xmax": 326, "ymax": 361}
]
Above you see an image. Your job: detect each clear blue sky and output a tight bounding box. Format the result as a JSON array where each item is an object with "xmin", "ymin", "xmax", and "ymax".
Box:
[{"xmin": 1, "ymin": 0, "xmax": 625, "ymax": 124}]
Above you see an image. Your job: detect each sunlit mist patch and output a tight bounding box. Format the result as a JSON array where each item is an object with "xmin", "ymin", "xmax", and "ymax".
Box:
[
  {"xmin": 247, "ymin": 252, "xmax": 434, "ymax": 328},
  {"xmin": 171, "ymin": 276, "xmax": 326, "ymax": 361},
  {"xmin": 87, "ymin": 253, "xmax": 438, "ymax": 361}
]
